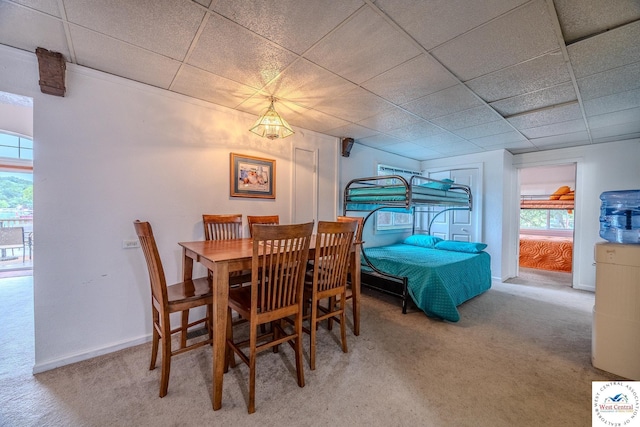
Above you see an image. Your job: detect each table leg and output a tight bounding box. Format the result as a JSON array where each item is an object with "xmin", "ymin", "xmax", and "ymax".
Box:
[
  {"xmin": 182, "ymin": 248, "xmax": 194, "ymax": 282},
  {"xmin": 212, "ymin": 262, "xmax": 229, "ymax": 411},
  {"xmin": 351, "ymin": 245, "xmax": 361, "ymax": 336}
]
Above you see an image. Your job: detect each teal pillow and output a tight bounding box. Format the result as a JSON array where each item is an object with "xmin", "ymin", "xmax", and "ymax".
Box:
[
  {"xmin": 403, "ymin": 234, "xmax": 443, "ymax": 248},
  {"xmin": 419, "ymin": 178, "xmax": 454, "ymax": 191},
  {"xmin": 435, "ymin": 240, "xmax": 487, "ymax": 253}
]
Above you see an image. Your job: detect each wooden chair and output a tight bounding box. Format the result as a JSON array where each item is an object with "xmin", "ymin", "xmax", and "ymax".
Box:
[
  {"xmin": 225, "ymin": 222, "xmax": 313, "ymax": 413},
  {"xmin": 246, "ymin": 215, "xmax": 279, "ymax": 237},
  {"xmin": 134, "ymin": 220, "xmax": 213, "ymax": 398},
  {"xmin": 203, "ymin": 214, "xmax": 242, "ymax": 241},
  {"xmin": 332, "ymin": 215, "xmax": 364, "ymax": 333},
  {"xmin": 202, "ymin": 214, "xmax": 251, "ymax": 286},
  {"xmin": 303, "ymin": 220, "xmax": 357, "ymax": 370}
]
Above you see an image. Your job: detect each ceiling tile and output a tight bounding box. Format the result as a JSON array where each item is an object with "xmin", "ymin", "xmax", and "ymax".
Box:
[
  {"xmin": 583, "ymin": 88, "xmax": 640, "ymax": 117},
  {"xmin": 276, "ymin": 104, "xmax": 351, "ymax": 134},
  {"xmin": 490, "ymin": 83, "xmax": 577, "ymax": 116},
  {"xmin": 576, "ymin": 61, "xmax": 640, "ymax": 101},
  {"xmin": 357, "ymin": 134, "xmax": 405, "ymax": 149},
  {"xmin": 303, "ymin": 6, "xmax": 422, "ymax": 84},
  {"xmin": 588, "ymin": 106, "xmax": 640, "ymax": 129},
  {"xmin": 383, "ymin": 121, "xmax": 444, "ymax": 141},
  {"xmin": 590, "ymin": 121, "xmax": 640, "ymax": 140},
  {"xmin": 361, "ymin": 54, "xmax": 458, "ymax": 105},
  {"xmin": 312, "ymin": 86, "xmax": 395, "ymax": 123},
  {"xmin": 374, "ymin": 0, "xmax": 529, "ymax": 50},
  {"xmin": 212, "ymin": 0, "xmax": 362, "ymax": 55},
  {"xmin": 432, "ymin": 141, "xmax": 483, "ymax": 155},
  {"xmin": 520, "ymin": 119, "xmax": 587, "ymax": 139},
  {"xmin": 431, "ymin": 0, "xmax": 560, "ymax": 81},
  {"xmin": 482, "ymin": 140, "xmax": 537, "ymax": 151},
  {"xmin": 403, "ymin": 85, "xmax": 483, "ymax": 120},
  {"xmin": 324, "ymin": 123, "xmax": 380, "ymax": 140},
  {"xmin": 64, "ymin": 0, "xmax": 204, "ymax": 61},
  {"xmin": 356, "ymin": 107, "xmax": 423, "ymax": 133},
  {"xmin": 188, "ymin": 14, "xmax": 299, "ymax": 90},
  {"xmin": 554, "ymin": 0, "xmax": 640, "ymax": 43},
  {"xmin": 71, "ymin": 25, "xmax": 181, "ymax": 89},
  {"xmin": 412, "ymin": 133, "xmax": 466, "ymax": 148},
  {"xmin": 171, "ymin": 65, "xmax": 258, "ymax": 109},
  {"xmin": 263, "ymin": 58, "xmax": 357, "ymax": 108},
  {"xmin": 430, "ymin": 106, "xmax": 502, "ymax": 131},
  {"xmin": 466, "ymin": 52, "xmax": 570, "ymax": 102},
  {"xmin": 592, "ymin": 132, "xmax": 640, "ymax": 144},
  {"xmin": 530, "ymin": 131, "xmax": 591, "ymax": 148},
  {"xmin": 452, "ymin": 120, "xmax": 516, "ymax": 140},
  {"xmin": 11, "ymin": 0, "xmax": 61, "ymax": 17},
  {"xmin": 507, "ymin": 103, "xmax": 583, "ymax": 129},
  {"xmin": 378, "ymin": 141, "xmax": 428, "ymax": 156},
  {"xmin": 469, "ymin": 131, "xmax": 528, "ymax": 147},
  {"xmin": 0, "ymin": 2, "xmax": 69, "ymax": 57},
  {"xmin": 568, "ymin": 20, "xmax": 640, "ymax": 78}
]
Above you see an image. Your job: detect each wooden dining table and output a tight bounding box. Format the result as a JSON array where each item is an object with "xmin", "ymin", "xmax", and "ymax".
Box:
[{"xmin": 178, "ymin": 236, "xmax": 361, "ymax": 411}]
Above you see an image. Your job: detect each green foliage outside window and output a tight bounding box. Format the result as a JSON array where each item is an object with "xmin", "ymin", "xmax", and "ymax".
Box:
[{"xmin": 520, "ymin": 209, "xmax": 573, "ymax": 230}]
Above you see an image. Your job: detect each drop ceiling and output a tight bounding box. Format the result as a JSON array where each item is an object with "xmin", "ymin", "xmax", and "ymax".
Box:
[{"xmin": 1, "ymin": 0, "xmax": 639, "ymax": 161}]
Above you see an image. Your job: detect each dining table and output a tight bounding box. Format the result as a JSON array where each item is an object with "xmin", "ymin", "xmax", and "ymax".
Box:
[{"xmin": 178, "ymin": 235, "xmax": 361, "ymax": 411}]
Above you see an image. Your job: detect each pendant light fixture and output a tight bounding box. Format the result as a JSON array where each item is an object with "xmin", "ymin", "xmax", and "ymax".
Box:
[{"xmin": 249, "ymin": 97, "xmax": 294, "ymax": 140}]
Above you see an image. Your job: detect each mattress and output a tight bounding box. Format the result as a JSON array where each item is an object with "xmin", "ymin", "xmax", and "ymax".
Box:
[
  {"xmin": 363, "ymin": 243, "xmax": 491, "ymax": 322},
  {"xmin": 519, "ymin": 234, "xmax": 573, "ymax": 272}
]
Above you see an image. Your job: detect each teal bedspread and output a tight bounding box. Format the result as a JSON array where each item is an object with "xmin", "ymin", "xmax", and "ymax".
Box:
[{"xmin": 363, "ymin": 244, "xmax": 491, "ymax": 321}]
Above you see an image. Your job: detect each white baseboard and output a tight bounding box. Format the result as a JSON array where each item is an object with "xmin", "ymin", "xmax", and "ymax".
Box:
[{"xmin": 32, "ymin": 334, "xmax": 151, "ymax": 374}]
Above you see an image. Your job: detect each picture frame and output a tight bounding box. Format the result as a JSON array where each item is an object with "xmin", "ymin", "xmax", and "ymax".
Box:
[{"xmin": 230, "ymin": 153, "xmax": 276, "ymax": 199}]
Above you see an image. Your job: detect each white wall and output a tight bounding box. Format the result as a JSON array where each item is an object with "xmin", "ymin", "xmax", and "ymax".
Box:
[
  {"xmin": 0, "ymin": 102, "xmax": 33, "ymax": 137},
  {"xmin": 513, "ymin": 140, "xmax": 640, "ymax": 291},
  {"xmin": 422, "ymin": 149, "xmax": 515, "ymax": 282},
  {"xmin": 0, "ymin": 45, "xmax": 339, "ymax": 372}
]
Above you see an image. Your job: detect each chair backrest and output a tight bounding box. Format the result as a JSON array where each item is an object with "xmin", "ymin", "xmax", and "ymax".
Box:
[
  {"xmin": 134, "ymin": 221, "xmax": 168, "ymax": 306},
  {"xmin": 203, "ymin": 214, "xmax": 243, "ymax": 240},
  {"xmin": 336, "ymin": 216, "xmax": 364, "ymax": 244},
  {"xmin": 312, "ymin": 221, "xmax": 357, "ymax": 293},
  {"xmin": 0, "ymin": 227, "xmax": 24, "ymax": 247},
  {"xmin": 251, "ymin": 222, "xmax": 313, "ymax": 316},
  {"xmin": 247, "ymin": 215, "xmax": 280, "ymax": 237}
]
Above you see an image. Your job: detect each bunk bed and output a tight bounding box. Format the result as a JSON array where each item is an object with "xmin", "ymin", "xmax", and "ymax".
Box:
[
  {"xmin": 343, "ymin": 175, "xmax": 491, "ymax": 321},
  {"xmin": 519, "ymin": 194, "xmax": 574, "ymax": 272}
]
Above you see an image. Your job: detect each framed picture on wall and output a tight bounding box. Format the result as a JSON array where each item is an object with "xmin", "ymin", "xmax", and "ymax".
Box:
[{"xmin": 230, "ymin": 153, "xmax": 276, "ymax": 199}]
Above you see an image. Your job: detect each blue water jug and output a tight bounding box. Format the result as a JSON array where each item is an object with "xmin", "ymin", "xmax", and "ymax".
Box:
[{"xmin": 599, "ymin": 190, "xmax": 640, "ymax": 244}]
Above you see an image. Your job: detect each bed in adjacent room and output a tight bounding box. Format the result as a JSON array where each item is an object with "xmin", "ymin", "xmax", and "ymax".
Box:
[{"xmin": 519, "ymin": 234, "xmax": 573, "ymax": 272}]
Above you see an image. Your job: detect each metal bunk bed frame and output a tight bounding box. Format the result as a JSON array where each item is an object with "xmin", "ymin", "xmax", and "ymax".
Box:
[{"xmin": 343, "ymin": 174, "xmax": 472, "ymax": 313}]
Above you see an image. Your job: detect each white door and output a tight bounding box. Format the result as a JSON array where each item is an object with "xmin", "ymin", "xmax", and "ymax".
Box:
[
  {"xmin": 293, "ymin": 147, "xmax": 317, "ymax": 224},
  {"xmin": 426, "ymin": 168, "xmax": 479, "ymax": 242}
]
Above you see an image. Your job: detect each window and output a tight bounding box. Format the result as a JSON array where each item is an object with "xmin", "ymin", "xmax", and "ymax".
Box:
[
  {"xmin": 0, "ymin": 132, "xmax": 33, "ymax": 160},
  {"xmin": 375, "ymin": 164, "xmax": 420, "ymax": 232},
  {"xmin": 520, "ymin": 209, "xmax": 574, "ymax": 231}
]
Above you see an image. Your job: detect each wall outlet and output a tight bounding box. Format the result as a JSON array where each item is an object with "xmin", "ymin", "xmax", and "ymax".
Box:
[{"xmin": 122, "ymin": 239, "xmax": 140, "ymax": 249}]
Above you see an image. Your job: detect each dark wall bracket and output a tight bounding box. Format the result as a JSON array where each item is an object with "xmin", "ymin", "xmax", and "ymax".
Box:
[{"xmin": 35, "ymin": 47, "xmax": 66, "ymax": 97}]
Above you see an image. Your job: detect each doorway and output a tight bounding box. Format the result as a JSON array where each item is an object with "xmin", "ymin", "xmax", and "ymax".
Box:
[{"xmin": 517, "ymin": 164, "xmax": 576, "ymax": 286}]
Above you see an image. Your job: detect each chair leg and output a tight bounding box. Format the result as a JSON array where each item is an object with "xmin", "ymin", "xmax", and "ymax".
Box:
[
  {"xmin": 149, "ymin": 308, "xmax": 160, "ymax": 370},
  {"xmin": 309, "ymin": 299, "xmax": 318, "ymax": 371},
  {"xmin": 180, "ymin": 311, "xmax": 189, "ymax": 349},
  {"xmin": 295, "ymin": 310, "xmax": 305, "ymax": 388},
  {"xmin": 340, "ymin": 293, "xmax": 348, "ymax": 353},
  {"xmin": 159, "ymin": 318, "xmax": 172, "ymax": 398},
  {"xmin": 248, "ymin": 322, "xmax": 258, "ymax": 414},
  {"xmin": 327, "ymin": 296, "xmax": 335, "ymax": 331},
  {"xmin": 225, "ymin": 308, "xmax": 235, "ymax": 372}
]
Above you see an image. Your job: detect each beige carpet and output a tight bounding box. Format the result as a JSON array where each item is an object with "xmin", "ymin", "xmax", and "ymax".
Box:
[{"xmin": 0, "ymin": 275, "xmax": 623, "ymax": 426}]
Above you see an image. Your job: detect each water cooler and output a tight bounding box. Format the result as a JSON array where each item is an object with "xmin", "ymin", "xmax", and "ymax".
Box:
[{"xmin": 592, "ymin": 243, "xmax": 640, "ymax": 379}]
